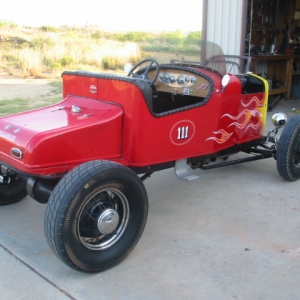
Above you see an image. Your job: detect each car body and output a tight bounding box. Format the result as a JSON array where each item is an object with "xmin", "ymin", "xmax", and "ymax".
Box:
[{"xmin": 0, "ymin": 39, "xmax": 299, "ymax": 272}]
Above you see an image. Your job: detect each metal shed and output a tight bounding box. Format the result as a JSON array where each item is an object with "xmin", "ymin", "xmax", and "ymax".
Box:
[{"xmin": 202, "ymin": 0, "xmax": 248, "ymax": 56}]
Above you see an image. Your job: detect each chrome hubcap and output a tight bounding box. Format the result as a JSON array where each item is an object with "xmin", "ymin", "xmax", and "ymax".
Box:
[{"xmin": 97, "ymin": 208, "xmax": 120, "ymax": 234}]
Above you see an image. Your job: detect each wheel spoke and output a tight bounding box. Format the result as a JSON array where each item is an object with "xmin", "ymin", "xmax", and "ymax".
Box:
[
  {"xmin": 82, "ymin": 208, "xmax": 97, "ymax": 221},
  {"xmin": 77, "ymin": 188, "xmax": 129, "ymax": 250}
]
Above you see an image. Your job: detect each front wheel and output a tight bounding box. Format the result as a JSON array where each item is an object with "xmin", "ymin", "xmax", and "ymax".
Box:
[
  {"xmin": 44, "ymin": 160, "xmax": 148, "ymax": 272},
  {"xmin": 277, "ymin": 115, "xmax": 300, "ymax": 181}
]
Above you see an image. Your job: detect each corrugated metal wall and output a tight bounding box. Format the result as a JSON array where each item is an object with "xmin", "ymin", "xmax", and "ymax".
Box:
[{"xmin": 203, "ymin": 0, "xmax": 247, "ymax": 56}]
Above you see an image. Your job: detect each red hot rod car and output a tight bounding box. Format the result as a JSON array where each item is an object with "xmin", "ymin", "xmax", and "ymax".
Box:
[{"xmin": 0, "ymin": 40, "xmax": 299, "ymax": 272}]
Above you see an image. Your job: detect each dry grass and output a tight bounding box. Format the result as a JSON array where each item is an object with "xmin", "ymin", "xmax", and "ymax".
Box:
[
  {"xmin": 0, "ymin": 22, "xmax": 201, "ymax": 78},
  {"xmin": 0, "ymin": 24, "xmax": 143, "ymax": 78}
]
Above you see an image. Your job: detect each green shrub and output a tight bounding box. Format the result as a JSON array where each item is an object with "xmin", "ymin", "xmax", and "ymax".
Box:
[
  {"xmin": 50, "ymin": 62, "xmax": 63, "ymax": 70},
  {"xmin": 102, "ymin": 56, "xmax": 116, "ymax": 69},
  {"xmin": 109, "ymin": 31, "xmax": 155, "ymax": 42},
  {"xmin": 102, "ymin": 56, "xmax": 125, "ymax": 70},
  {"xmin": 40, "ymin": 25, "xmax": 57, "ymax": 32},
  {"xmin": 60, "ymin": 56, "xmax": 73, "ymax": 66}
]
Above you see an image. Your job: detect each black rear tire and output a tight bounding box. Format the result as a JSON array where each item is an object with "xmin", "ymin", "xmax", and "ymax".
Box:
[
  {"xmin": 44, "ymin": 160, "xmax": 148, "ymax": 272},
  {"xmin": 277, "ymin": 115, "xmax": 300, "ymax": 181},
  {"xmin": 0, "ymin": 176, "xmax": 27, "ymax": 205}
]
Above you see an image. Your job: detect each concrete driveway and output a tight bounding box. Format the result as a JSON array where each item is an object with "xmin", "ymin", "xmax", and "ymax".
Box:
[{"xmin": 0, "ymin": 100, "xmax": 300, "ymax": 300}]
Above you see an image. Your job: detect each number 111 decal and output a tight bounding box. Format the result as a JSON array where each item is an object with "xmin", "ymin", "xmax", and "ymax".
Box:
[
  {"xmin": 170, "ymin": 120, "xmax": 195, "ymax": 145},
  {"xmin": 177, "ymin": 126, "xmax": 189, "ymax": 140}
]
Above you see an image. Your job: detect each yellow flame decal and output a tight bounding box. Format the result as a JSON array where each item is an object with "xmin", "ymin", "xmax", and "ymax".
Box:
[
  {"xmin": 223, "ymin": 109, "xmax": 262, "ymax": 130},
  {"xmin": 206, "ymin": 129, "xmax": 233, "ymax": 144},
  {"xmin": 206, "ymin": 94, "xmax": 266, "ymax": 144}
]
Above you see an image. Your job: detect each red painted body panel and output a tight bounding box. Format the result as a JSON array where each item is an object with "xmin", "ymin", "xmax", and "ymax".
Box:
[
  {"xmin": 63, "ymin": 74, "xmax": 98, "ymax": 100},
  {"xmin": 0, "ymin": 96, "xmax": 123, "ymax": 174}
]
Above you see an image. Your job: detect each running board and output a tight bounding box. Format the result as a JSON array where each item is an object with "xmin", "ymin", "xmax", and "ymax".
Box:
[{"xmin": 175, "ymin": 159, "xmax": 199, "ymax": 181}]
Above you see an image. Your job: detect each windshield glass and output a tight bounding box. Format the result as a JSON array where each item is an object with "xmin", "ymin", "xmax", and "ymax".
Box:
[{"xmin": 138, "ymin": 39, "xmax": 226, "ymax": 75}]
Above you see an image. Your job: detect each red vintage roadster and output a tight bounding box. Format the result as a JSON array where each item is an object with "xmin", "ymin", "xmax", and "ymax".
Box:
[{"xmin": 0, "ymin": 40, "xmax": 298, "ymax": 272}]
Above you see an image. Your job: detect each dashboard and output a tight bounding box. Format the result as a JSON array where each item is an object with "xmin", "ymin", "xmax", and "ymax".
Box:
[{"xmin": 148, "ymin": 69, "xmax": 211, "ymax": 98}]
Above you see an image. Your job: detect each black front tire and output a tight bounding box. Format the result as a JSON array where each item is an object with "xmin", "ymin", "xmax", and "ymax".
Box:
[
  {"xmin": 44, "ymin": 160, "xmax": 148, "ymax": 272},
  {"xmin": 0, "ymin": 176, "xmax": 27, "ymax": 205},
  {"xmin": 277, "ymin": 115, "xmax": 300, "ymax": 181}
]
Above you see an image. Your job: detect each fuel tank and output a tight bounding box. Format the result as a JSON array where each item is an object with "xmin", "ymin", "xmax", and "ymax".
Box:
[{"xmin": 0, "ymin": 95, "xmax": 123, "ymax": 175}]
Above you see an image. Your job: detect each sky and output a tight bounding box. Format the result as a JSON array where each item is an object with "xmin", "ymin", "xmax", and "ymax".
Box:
[{"xmin": 1, "ymin": 0, "xmax": 203, "ymax": 32}]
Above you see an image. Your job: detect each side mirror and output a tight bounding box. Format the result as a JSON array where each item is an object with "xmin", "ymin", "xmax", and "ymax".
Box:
[{"xmin": 221, "ymin": 74, "xmax": 230, "ymax": 91}]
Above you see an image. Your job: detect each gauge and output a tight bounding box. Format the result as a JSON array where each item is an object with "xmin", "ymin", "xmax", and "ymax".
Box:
[
  {"xmin": 159, "ymin": 73, "xmax": 170, "ymax": 83},
  {"xmin": 190, "ymin": 76, "xmax": 196, "ymax": 84},
  {"xmin": 185, "ymin": 76, "xmax": 191, "ymax": 83},
  {"xmin": 164, "ymin": 73, "xmax": 170, "ymax": 83},
  {"xmin": 169, "ymin": 76, "xmax": 176, "ymax": 84},
  {"xmin": 177, "ymin": 75, "xmax": 184, "ymax": 85}
]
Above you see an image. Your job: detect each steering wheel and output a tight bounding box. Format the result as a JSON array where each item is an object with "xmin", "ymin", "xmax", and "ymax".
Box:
[{"xmin": 127, "ymin": 58, "xmax": 159, "ymax": 87}]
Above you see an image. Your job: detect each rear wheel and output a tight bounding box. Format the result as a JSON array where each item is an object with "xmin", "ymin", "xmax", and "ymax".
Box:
[
  {"xmin": 277, "ymin": 115, "xmax": 300, "ymax": 181},
  {"xmin": 0, "ymin": 174, "xmax": 27, "ymax": 205},
  {"xmin": 44, "ymin": 160, "xmax": 148, "ymax": 272}
]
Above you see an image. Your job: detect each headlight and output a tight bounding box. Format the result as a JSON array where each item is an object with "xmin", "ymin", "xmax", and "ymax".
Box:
[{"xmin": 271, "ymin": 112, "xmax": 287, "ymax": 128}]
